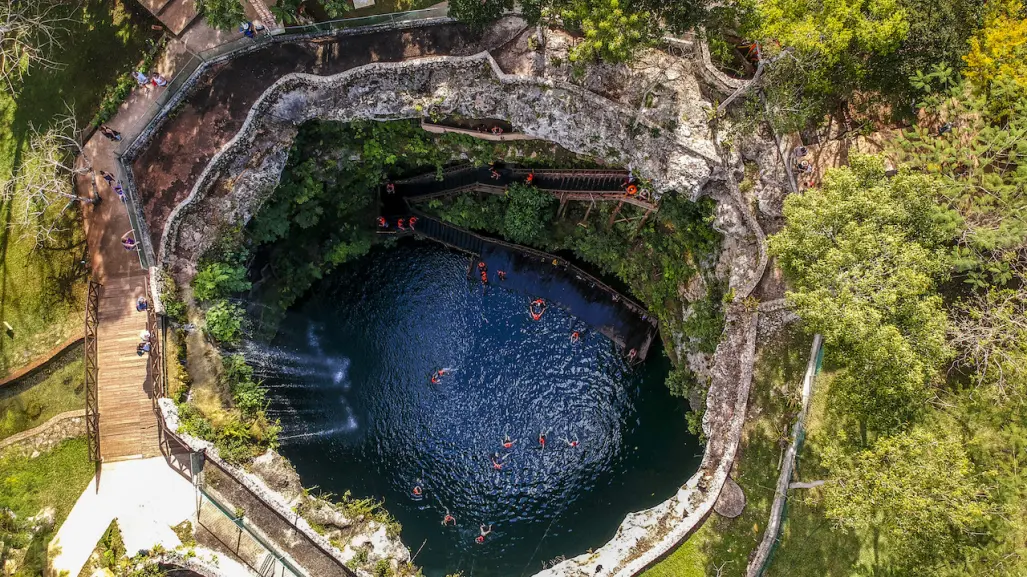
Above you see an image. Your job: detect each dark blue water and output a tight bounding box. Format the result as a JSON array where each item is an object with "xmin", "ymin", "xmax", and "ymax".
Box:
[{"xmin": 257, "ymin": 240, "xmax": 699, "ymax": 577}]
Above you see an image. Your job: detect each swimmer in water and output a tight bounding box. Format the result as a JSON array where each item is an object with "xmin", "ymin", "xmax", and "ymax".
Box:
[
  {"xmin": 539, "ymin": 431, "xmax": 547, "ymax": 448},
  {"xmin": 497, "ymin": 270, "xmax": 507, "ymax": 281},
  {"xmin": 412, "ymin": 485, "xmax": 423, "ymax": 497},
  {"xmin": 492, "ymin": 453, "xmax": 504, "ymax": 470},
  {"xmin": 397, "ymin": 218, "xmax": 406, "ymax": 231},
  {"xmin": 502, "ymin": 435, "xmax": 516, "ymax": 449},
  {"xmin": 476, "ymin": 524, "xmax": 493, "ymax": 543},
  {"xmin": 562, "ymin": 437, "xmax": 580, "ymax": 448},
  {"xmin": 430, "ymin": 369, "xmax": 445, "ymax": 384},
  {"xmin": 570, "ymin": 331, "xmax": 580, "ymax": 343},
  {"xmin": 627, "ymin": 348, "xmax": 637, "ymax": 362},
  {"xmin": 442, "ymin": 509, "xmax": 456, "ymax": 526},
  {"xmin": 409, "ymin": 216, "xmax": 418, "ymax": 229},
  {"xmin": 377, "ymin": 217, "xmax": 387, "ymax": 228}
]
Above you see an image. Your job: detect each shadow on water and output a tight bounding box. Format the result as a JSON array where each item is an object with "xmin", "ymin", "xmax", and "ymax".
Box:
[{"xmin": 248, "ymin": 240, "xmax": 701, "ymax": 577}]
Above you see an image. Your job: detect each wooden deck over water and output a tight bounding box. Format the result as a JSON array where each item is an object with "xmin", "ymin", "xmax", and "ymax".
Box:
[{"xmin": 96, "ymin": 275, "xmax": 160, "ymax": 461}]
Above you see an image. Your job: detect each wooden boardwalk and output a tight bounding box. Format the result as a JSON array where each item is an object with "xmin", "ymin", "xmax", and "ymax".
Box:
[{"xmin": 96, "ymin": 274, "xmax": 160, "ymax": 461}]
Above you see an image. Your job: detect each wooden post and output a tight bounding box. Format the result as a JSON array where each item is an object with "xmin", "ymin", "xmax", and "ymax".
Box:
[
  {"xmin": 558, "ymin": 192, "xmax": 568, "ymax": 218},
  {"xmin": 578, "ymin": 195, "xmax": 596, "ymax": 228},
  {"xmin": 632, "ymin": 208, "xmax": 652, "ymax": 237},
  {"xmin": 607, "ymin": 200, "xmax": 624, "ymax": 229}
]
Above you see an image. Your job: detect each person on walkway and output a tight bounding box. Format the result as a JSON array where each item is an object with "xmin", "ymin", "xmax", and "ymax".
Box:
[
  {"xmin": 491, "ymin": 126, "xmax": 504, "ymax": 135},
  {"xmin": 241, "ymin": 22, "xmax": 256, "ymax": 38},
  {"xmin": 136, "ymin": 297, "xmax": 148, "ymax": 312},
  {"xmin": 121, "ymin": 231, "xmax": 138, "ymax": 251},
  {"xmin": 99, "ymin": 126, "xmax": 122, "ymax": 142},
  {"xmin": 133, "ymin": 70, "xmax": 150, "ymax": 86},
  {"xmin": 136, "ymin": 341, "xmax": 151, "ymax": 356},
  {"xmin": 114, "ymin": 183, "xmax": 126, "ymax": 202},
  {"xmin": 151, "ymin": 73, "xmax": 168, "ymax": 88},
  {"xmin": 99, "ymin": 170, "xmax": 116, "ymax": 186},
  {"xmin": 502, "ymin": 435, "xmax": 516, "ymax": 449},
  {"xmin": 476, "ymin": 524, "xmax": 493, "ymax": 543},
  {"xmin": 139, "ymin": 329, "xmax": 152, "ymax": 342}
]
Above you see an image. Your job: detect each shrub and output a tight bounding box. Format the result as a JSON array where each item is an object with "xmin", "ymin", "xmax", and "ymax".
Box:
[
  {"xmin": 502, "ymin": 183, "xmax": 555, "ymax": 245},
  {"xmin": 193, "ymin": 261, "xmax": 251, "ymax": 302},
  {"xmin": 197, "ymin": 0, "xmax": 246, "ymax": 31},
  {"xmin": 204, "ymin": 301, "xmax": 245, "ymax": 345}
]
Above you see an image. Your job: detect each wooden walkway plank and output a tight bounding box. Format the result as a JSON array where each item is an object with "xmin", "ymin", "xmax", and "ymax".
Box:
[{"xmin": 96, "ymin": 277, "xmax": 161, "ymax": 461}]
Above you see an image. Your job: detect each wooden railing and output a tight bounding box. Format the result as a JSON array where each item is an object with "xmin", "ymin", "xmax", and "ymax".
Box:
[
  {"xmin": 144, "ymin": 276, "xmax": 166, "ymax": 405},
  {"xmin": 84, "ymin": 279, "xmax": 102, "ymax": 462}
]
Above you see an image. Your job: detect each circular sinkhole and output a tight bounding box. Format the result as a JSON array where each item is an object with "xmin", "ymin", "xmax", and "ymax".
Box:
[{"xmin": 252, "ymin": 239, "xmax": 700, "ymax": 577}]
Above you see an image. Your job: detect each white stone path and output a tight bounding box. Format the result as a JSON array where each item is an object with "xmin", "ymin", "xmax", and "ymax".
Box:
[{"xmin": 49, "ymin": 457, "xmax": 196, "ymax": 576}]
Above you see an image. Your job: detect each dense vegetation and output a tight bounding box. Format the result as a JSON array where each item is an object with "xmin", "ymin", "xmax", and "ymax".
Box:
[{"xmin": 747, "ymin": 2, "xmax": 1027, "ymax": 574}]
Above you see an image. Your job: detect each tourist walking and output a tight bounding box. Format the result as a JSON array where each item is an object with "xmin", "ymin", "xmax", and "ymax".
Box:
[
  {"xmin": 151, "ymin": 73, "xmax": 168, "ymax": 87},
  {"xmin": 133, "ymin": 70, "xmax": 149, "ymax": 86},
  {"xmin": 121, "ymin": 230, "xmax": 138, "ymax": 251}
]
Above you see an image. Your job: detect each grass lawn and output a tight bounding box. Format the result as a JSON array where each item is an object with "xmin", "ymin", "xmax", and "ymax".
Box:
[
  {"xmin": 642, "ymin": 324, "xmax": 813, "ymax": 576},
  {"xmin": 0, "ymin": 347, "xmax": 85, "ymax": 441},
  {"xmin": 0, "ymin": 0, "xmax": 160, "ymax": 377},
  {"xmin": 0, "ymin": 438, "xmax": 95, "ymax": 576},
  {"xmin": 763, "ymin": 370, "xmax": 872, "ymax": 577}
]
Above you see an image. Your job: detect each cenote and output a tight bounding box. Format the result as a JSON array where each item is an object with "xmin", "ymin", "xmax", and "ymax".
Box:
[{"xmin": 253, "ymin": 239, "xmax": 700, "ymax": 577}]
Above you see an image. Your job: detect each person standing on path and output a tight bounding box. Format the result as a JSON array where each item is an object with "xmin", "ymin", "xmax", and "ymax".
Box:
[
  {"xmin": 133, "ymin": 70, "xmax": 149, "ymax": 86},
  {"xmin": 99, "ymin": 170, "xmax": 116, "ymax": 187}
]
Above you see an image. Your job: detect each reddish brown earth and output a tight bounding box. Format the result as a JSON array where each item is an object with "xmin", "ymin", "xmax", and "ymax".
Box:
[{"xmin": 132, "ymin": 24, "xmax": 492, "ymax": 251}]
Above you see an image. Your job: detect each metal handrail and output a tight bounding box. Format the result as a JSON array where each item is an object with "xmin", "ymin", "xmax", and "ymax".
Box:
[{"xmin": 84, "ymin": 279, "xmax": 102, "ymax": 462}]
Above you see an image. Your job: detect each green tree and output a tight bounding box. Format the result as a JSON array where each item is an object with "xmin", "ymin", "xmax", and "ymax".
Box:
[
  {"xmin": 196, "ymin": 0, "xmax": 246, "ymax": 31},
  {"xmin": 448, "ymin": 0, "xmax": 512, "ymax": 31},
  {"xmin": 821, "ymin": 427, "xmax": 991, "ymax": 570},
  {"xmin": 502, "ymin": 183, "xmax": 555, "ymax": 245},
  {"xmin": 560, "ymin": 0, "xmax": 654, "ymax": 63},
  {"xmin": 747, "ymin": 0, "xmax": 911, "ymax": 129},
  {"xmin": 769, "ymin": 155, "xmax": 955, "ymax": 429}
]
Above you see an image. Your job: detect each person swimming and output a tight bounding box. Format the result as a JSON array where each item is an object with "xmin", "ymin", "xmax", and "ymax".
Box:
[
  {"xmin": 539, "ymin": 431, "xmax": 547, "ymax": 448},
  {"xmin": 570, "ymin": 331, "xmax": 580, "ymax": 343},
  {"xmin": 412, "ymin": 485, "xmax": 423, "ymax": 497},
  {"xmin": 442, "ymin": 509, "xmax": 456, "ymax": 526},
  {"xmin": 476, "ymin": 524, "xmax": 493, "ymax": 543},
  {"xmin": 627, "ymin": 348, "xmax": 637, "ymax": 362},
  {"xmin": 397, "ymin": 218, "xmax": 406, "ymax": 231},
  {"xmin": 502, "ymin": 435, "xmax": 516, "ymax": 449},
  {"xmin": 497, "ymin": 270, "xmax": 506, "ymax": 280},
  {"xmin": 408, "ymin": 216, "xmax": 418, "ymax": 229},
  {"xmin": 492, "ymin": 453, "xmax": 504, "ymax": 470},
  {"xmin": 562, "ymin": 437, "xmax": 580, "ymax": 448},
  {"xmin": 529, "ymin": 298, "xmax": 546, "ymax": 320},
  {"xmin": 377, "ymin": 217, "xmax": 387, "ymax": 228}
]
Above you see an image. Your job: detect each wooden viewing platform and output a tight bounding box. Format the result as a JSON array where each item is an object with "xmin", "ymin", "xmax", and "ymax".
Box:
[{"xmin": 96, "ymin": 275, "xmax": 160, "ymax": 461}]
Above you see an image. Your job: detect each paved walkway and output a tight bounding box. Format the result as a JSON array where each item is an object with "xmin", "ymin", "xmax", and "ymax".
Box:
[{"xmin": 48, "ymin": 457, "xmax": 196, "ymax": 576}]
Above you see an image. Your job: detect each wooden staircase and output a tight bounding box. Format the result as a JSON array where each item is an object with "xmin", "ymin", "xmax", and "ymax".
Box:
[{"xmin": 96, "ymin": 275, "xmax": 160, "ymax": 461}]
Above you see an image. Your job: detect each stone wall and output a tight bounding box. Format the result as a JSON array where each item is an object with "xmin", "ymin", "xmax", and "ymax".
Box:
[
  {"xmin": 0, "ymin": 411, "xmax": 86, "ymax": 458},
  {"xmin": 159, "ymin": 51, "xmax": 721, "ymax": 276}
]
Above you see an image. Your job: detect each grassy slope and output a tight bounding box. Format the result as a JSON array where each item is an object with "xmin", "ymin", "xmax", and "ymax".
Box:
[
  {"xmin": 642, "ymin": 325, "xmax": 813, "ymax": 576},
  {"xmin": 0, "ymin": 355, "xmax": 85, "ymax": 441},
  {"xmin": 0, "ymin": 438, "xmax": 95, "ymax": 575},
  {"xmin": 764, "ymin": 371, "xmax": 869, "ymax": 577},
  {"xmin": 0, "ymin": 0, "xmax": 159, "ymax": 376}
]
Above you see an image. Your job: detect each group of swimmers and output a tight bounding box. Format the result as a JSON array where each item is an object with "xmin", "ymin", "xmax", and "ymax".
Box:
[
  {"xmin": 477, "ymin": 261, "xmax": 507, "ymax": 287},
  {"xmin": 377, "ymin": 216, "xmax": 418, "ymax": 231},
  {"xmin": 411, "ymin": 431, "xmax": 582, "ymax": 544}
]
